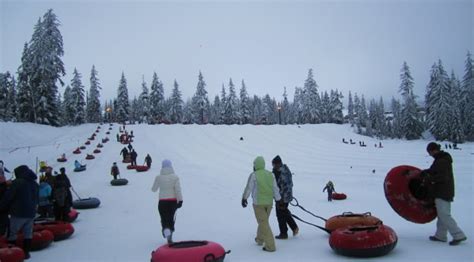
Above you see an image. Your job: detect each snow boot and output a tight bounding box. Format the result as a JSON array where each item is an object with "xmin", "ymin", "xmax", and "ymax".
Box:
[
  {"xmin": 449, "ymin": 237, "xmax": 467, "ymax": 246},
  {"xmin": 23, "ymin": 238, "xmax": 31, "ymax": 259}
]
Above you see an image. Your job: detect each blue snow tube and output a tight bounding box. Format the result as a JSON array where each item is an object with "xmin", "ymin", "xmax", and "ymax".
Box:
[
  {"xmin": 72, "ymin": 197, "xmax": 101, "ymax": 209},
  {"xmin": 110, "ymin": 178, "xmax": 128, "ymax": 186},
  {"xmin": 73, "ymin": 165, "xmax": 87, "ymax": 172}
]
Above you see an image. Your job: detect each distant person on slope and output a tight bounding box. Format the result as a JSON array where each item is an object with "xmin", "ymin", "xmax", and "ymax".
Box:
[
  {"xmin": 422, "ymin": 142, "xmax": 467, "ymax": 246},
  {"xmin": 145, "ymin": 154, "xmax": 153, "ymax": 168},
  {"xmin": 110, "ymin": 162, "xmax": 120, "ymax": 180},
  {"xmin": 151, "ymin": 160, "xmax": 183, "ymax": 244},
  {"xmin": 271, "ymin": 155, "xmax": 299, "ymax": 239},
  {"xmin": 130, "ymin": 149, "xmax": 138, "ymax": 166},
  {"xmin": 323, "ymin": 181, "xmax": 335, "ymax": 202},
  {"xmin": 120, "ymin": 147, "xmax": 129, "ymax": 161},
  {"xmin": 242, "ymin": 156, "xmax": 281, "ymax": 252},
  {"xmin": 52, "ymin": 168, "xmax": 73, "ymax": 222},
  {"xmin": 74, "ymin": 160, "xmax": 84, "ymax": 170}
]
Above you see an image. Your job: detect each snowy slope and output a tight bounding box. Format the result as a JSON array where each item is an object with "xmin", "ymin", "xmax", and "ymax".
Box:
[{"xmin": 0, "ymin": 122, "xmax": 472, "ymax": 261}]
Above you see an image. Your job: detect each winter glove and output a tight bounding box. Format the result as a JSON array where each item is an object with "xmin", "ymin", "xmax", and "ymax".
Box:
[
  {"xmin": 177, "ymin": 201, "xmax": 183, "ymax": 208},
  {"xmin": 241, "ymin": 199, "xmax": 248, "ymax": 208}
]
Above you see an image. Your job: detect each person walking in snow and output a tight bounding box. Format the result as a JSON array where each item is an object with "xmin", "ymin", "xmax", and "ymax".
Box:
[
  {"xmin": 145, "ymin": 154, "xmax": 152, "ymax": 168},
  {"xmin": 110, "ymin": 162, "xmax": 120, "ymax": 180},
  {"xmin": 120, "ymin": 147, "xmax": 129, "ymax": 161},
  {"xmin": 271, "ymin": 155, "xmax": 299, "ymax": 239},
  {"xmin": 0, "ymin": 165, "xmax": 39, "ymax": 259},
  {"xmin": 52, "ymin": 168, "xmax": 73, "ymax": 222},
  {"xmin": 323, "ymin": 181, "xmax": 335, "ymax": 202},
  {"xmin": 422, "ymin": 142, "xmax": 467, "ymax": 245},
  {"xmin": 242, "ymin": 156, "xmax": 281, "ymax": 252},
  {"xmin": 130, "ymin": 149, "xmax": 138, "ymax": 166},
  {"xmin": 151, "ymin": 160, "xmax": 183, "ymax": 244},
  {"xmin": 38, "ymin": 175, "xmax": 53, "ymax": 218}
]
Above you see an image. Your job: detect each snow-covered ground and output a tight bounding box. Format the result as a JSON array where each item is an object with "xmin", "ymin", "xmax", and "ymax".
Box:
[{"xmin": 0, "ymin": 122, "xmax": 472, "ymax": 261}]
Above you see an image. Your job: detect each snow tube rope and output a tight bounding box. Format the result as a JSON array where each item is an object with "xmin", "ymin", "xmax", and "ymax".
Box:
[{"xmin": 289, "ymin": 197, "xmax": 330, "ymax": 233}]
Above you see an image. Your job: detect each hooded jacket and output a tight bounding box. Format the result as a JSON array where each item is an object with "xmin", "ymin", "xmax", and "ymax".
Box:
[
  {"xmin": 425, "ymin": 151, "xmax": 455, "ymax": 202},
  {"xmin": 151, "ymin": 165, "xmax": 183, "ymax": 201},
  {"xmin": 0, "ymin": 165, "xmax": 39, "ymax": 218},
  {"xmin": 273, "ymin": 164, "xmax": 294, "ymax": 203},
  {"xmin": 243, "ymin": 156, "xmax": 281, "ymax": 205}
]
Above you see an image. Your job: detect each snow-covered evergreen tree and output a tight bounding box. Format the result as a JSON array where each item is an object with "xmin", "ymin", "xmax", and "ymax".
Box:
[
  {"xmin": 138, "ymin": 77, "xmax": 150, "ymax": 123},
  {"xmin": 399, "ymin": 62, "xmax": 423, "ymax": 140},
  {"xmin": 293, "ymin": 87, "xmax": 304, "ymax": 124},
  {"xmin": 240, "ymin": 80, "xmax": 251, "ymax": 124},
  {"xmin": 0, "ymin": 72, "xmax": 16, "ymax": 121},
  {"xmin": 320, "ymin": 91, "xmax": 330, "ymax": 123},
  {"xmin": 329, "ymin": 90, "xmax": 344, "ymax": 124},
  {"xmin": 191, "ymin": 72, "xmax": 210, "ymax": 124},
  {"xmin": 461, "ymin": 51, "xmax": 474, "ymax": 141},
  {"xmin": 129, "ymin": 97, "xmax": 141, "ymax": 124},
  {"xmin": 447, "ymin": 71, "xmax": 465, "ymax": 143},
  {"xmin": 16, "ymin": 43, "xmax": 36, "ymax": 123},
  {"xmin": 391, "ymin": 97, "xmax": 403, "ymax": 138},
  {"xmin": 169, "ymin": 80, "xmax": 183, "ymax": 123},
  {"xmin": 210, "ymin": 95, "xmax": 221, "ymax": 124},
  {"xmin": 262, "ymin": 94, "xmax": 276, "ymax": 124},
  {"xmin": 149, "ymin": 72, "xmax": 165, "ymax": 122},
  {"xmin": 219, "ymin": 85, "xmax": 227, "ymax": 124},
  {"xmin": 347, "ymin": 91, "xmax": 354, "ymax": 126},
  {"xmin": 62, "ymin": 85, "xmax": 74, "ymax": 125},
  {"xmin": 69, "ymin": 69, "xmax": 86, "ymax": 125},
  {"xmin": 86, "ymin": 65, "xmax": 102, "ymax": 123},
  {"xmin": 251, "ymin": 95, "xmax": 263, "ymax": 124},
  {"xmin": 6, "ymin": 76, "xmax": 18, "ymax": 121},
  {"xmin": 116, "ymin": 72, "xmax": 130, "ymax": 123},
  {"xmin": 223, "ymin": 78, "xmax": 240, "ymax": 124},
  {"xmin": 27, "ymin": 9, "xmax": 65, "ymax": 126},
  {"xmin": 281, "ymin": 87, "xmax": 291, "ymax": 125},
  {"xmin": 302, "ymin": 69, "xmax": 321, "ymax": 123}
]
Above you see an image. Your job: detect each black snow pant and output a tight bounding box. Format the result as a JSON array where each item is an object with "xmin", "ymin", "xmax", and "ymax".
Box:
[
  {"xmin": 54, "ymin": 204, "xmax": 71, "ymax": 222},
  {"xmin": 112, "ymin": 174, "xmax": 118, "ymax": 180},
  {"xmin": 158, "ymin": 200, "xmax": 178, "ymax": 233},
  {"xmin": 327, "ymin": 190, "xmax": 333, "ymax": 201},
  {"xmin": 0, "ymin": 214, "xmax": 9, "ymax": 236},
  {"xmin": 131, "ymin": 158, "xmax": 137, "ymax": 166},
  {"xmin": 276, "ymin": 202, "xmax": 298, "ymax": 236}
]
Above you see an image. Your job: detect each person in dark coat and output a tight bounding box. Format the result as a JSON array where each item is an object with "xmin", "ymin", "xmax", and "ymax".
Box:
[
  {"xmin": 422, "ymin": 142, "xmax": 467, "ymax": 245},
  {"xmin": 272, "ymin": 155, "xmax": 299, "ymax": 239},
  {"xmin": 130, "ymin": 149, "xmax": 138, "ymax": 166},
  {"xmin": 323, "ymin": 181, "xmax": 335, "ymax": 201},
  {"xmin": 0, "ymin": 165, "xmax": 39, "ymax": 259},
  {"xmin": 110, "ymin": 162, "xmax": 120, "ymax": 180},
  {"xmin": 127, "ymin": 143, "xmax": 133, "ymax": 152},
  {"xmin": 116, "ymin": 133, "xmax": 120, "ymax": 142},
  {"xmin": 145, "ymin": 154, "xmax": 152, "ymax": 168},
  {"xmin": 44, "ymin": 166, "xmax": 55, "ymax": 188},
  {"xmin": 52, "ymin": 168, "xmax": 73, "ymax": 222},
  {"xmin": 120, "ymin": 147, "xmax": 128, "ymax": 161},
  {"xmin": 0, "ymin": 175, "xmax": 9, "ymax": 236}
]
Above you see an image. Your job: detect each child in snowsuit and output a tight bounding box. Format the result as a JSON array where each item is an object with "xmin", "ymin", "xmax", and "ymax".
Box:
[
  {"xmin": 111, "ymin": 163, "xmax": 120, "ymax": 180},
  {"xmin": 38, "ymin": 176, "xmax": 53, "ymax": 218},
  {"xmin": 323, "ymin": 181, "xmax": 335, "ymax": 202},
  {"xmin": 145, "ymin": 154, "xmax": 152, "ymax": 168},
  {"xmin": 151, "ymin": 160, "xmax": 183, "ymax": 244}
]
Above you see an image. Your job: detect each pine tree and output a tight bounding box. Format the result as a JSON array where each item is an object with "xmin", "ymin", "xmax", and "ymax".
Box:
[
  {"xmin": 329, "ymin": 90, "xmax": 344, "ymax": 124},
  {"xmin": 320, "ymin": 91, "xmax": 330, "ymax": 123},
  {"xmin": 391, "ymin": 98, "xmax": 403, "ymax": 138},
  {"xmin": 16, "ymin": 43, "xmax": 35, "ymax": 122},
  {"xmin": 27, "ymin": 9, "xmax": 65, "ymax": 126},
  {"xmin": 262, "ymin": 94, "xmax": 276, "ymax": 124},
  {"xmin": 347, "ymin": 91, "xmax": 354, "ymax": 126},
  {"xmin": 281, "ymin": 87, "xmax": 291, "ymax": 125},
  {"xmin": 461, "ymin": 51, "xmax": 474, "ymax": 141},
  {"xmin": 399, "ymin": 62, "xmax": 423, "ymax": 140},
  {"xmin": 6, "ymin": 76, "xmax": 18, "ymax": 121},
  {"xmin": 224, "ymin": 78, "xmax": 240, "ymax": 124},
  {"xmin": 293, "ymin": 87, "xmax": 304, "ymax": 124},
  {"xmin": 69, "ymin": 68, "xmax": 86, "ymax": 125},
  {"xmin": 447, "ymin": 72, "xmax": 465, "ymax": 142},
  {"xmin": 169, "ymin": 80, "xmax": 183, "ymax": 123},
  {"xmin": 302, "ymin": 69, "xmax": 321, "ymax": 123},
  {"xmin": 191, "ymin": 72, "xmax": 210, "ymax": 124},
  {"xmin": 240, "ymin": 80, "xmax": 251, "ymax": 124},
  {"xmin": 251, "ymin": 95, "xmax": 263, "ymax": 124},
  {"xmin": 149, "ymin": 72, "xmax": 165, "ymax": 122},
  {"xmin": 62, "ymin": 85, "xmax": 74, "ymax": 125},
  {"xmin": 86, "ymin": 65, "xmax": 102, "ymax": 123},
  {"xmin": 116, "ymin": 72, "xmax": 130, "ymax": 123},
  {"xmin": 129, "ymin": 97, "xmax": 141, "ymax": 124},
  {"xmin": 138, "ymin": 77, "xmax": 150, "ymax": 123},
  {"xmin": 219, "ymin": 85, "xmax": 227, "ymax": 124},
  {"xmin": 210, "ymin": 95, "xmax": 221, "ymax": 124},
  {"xmin": 0, "ymin": 72, "xmax": 16, "ymax": 121}
]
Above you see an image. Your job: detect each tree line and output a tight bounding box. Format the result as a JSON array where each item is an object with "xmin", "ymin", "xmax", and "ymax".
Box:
[{"xmin": 1, "ymin": 9, "xmax": 473, "ymax": 143}]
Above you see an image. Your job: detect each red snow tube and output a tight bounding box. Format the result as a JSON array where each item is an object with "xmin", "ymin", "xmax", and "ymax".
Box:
[
  {"xmin": 384, "ymin": 165, "xmax": 436, "ymax": 223},
  {"xmin": 85, "ymin": 154, "xmax": 95, "ymax": 160},
  {"xmin": 122, "ymin": 158, "xmax": 131, "ymax": 163},
  {"xmin": 329, "ymin": 223, "xmax": 397, "ymax": 258},
  {"xmin": 73, "ymin": 148, "xmax": 81, "ymax": 154},
  {"xmin": 85, "ymin": 141, "xmax": 91, "ymax": 145},
  {"xmin": 1, "ymin": 230, "xmax": 55, "ymax": 251},
  {"xmin": 57, "ymin": 158, "xmax": 67, "ymax": 162},
  {"xmin": 135, "ymin": 165, "xmax": 150, "ymax": 172},
  {"xmin": 34, "ymin": 221, "xmax": 74, "ymax": 241},
  {"xmin": 325, "ymin": 212, "xmax": 381, "ymax": 232},
  {"xmin": 0, "ymin": 245, "xmax": 25, "ymax": 262},
  {"xmin": 127, "ymin": 165, "xmax": 137, "ymax": 170},
  {"xmin": 332, "ymin": 192, "xmax": 347, "ymax": 200},
  {"xmin": 93, "ymin": 149, "xmax": 101, "ymax": 154},
  {"xmin": 151, "ymin": 241, "xmax": 230, "ymax": 262},
  {"xmin": 68, "ymin": 209, "xmax": 79, "ymax": 222}
]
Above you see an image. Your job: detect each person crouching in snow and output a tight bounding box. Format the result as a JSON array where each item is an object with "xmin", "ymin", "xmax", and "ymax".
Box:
[
  {"xmin": 323, "ymin": 181, "xmax": 335, "ymax": 202},
  {"xmin": 151, "ymin": 160, "xmax": 183, "ymax": 244},
  {"xmin": 110, "ymin": 163, "xmax": 120, "ymax": 180},
  {"xmin": 242, "ymin": 156, "xmax": 281, "ymax": 252}
]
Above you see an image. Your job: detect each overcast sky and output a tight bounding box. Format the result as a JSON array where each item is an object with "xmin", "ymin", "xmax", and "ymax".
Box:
[{"xmin": 1, "ymin": 0, "xmax": 472, "ymax": 104}]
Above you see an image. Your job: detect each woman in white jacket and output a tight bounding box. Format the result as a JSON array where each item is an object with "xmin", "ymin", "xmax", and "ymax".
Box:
[{"xmin": 151, "ymin": 159, "xmax": 183, "ymax": 244}]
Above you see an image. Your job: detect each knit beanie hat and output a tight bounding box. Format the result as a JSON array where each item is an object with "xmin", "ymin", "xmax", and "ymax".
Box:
[
  {"xmin": 162, "ymin": 159, "xmax": 173, "ymax": 169},
  {"xmin": 272, "ymin": 155, "xmax": 282, "ymax": 165},
  {"xmin": 426, "ymin": 142, "xmax": 440, "ymax": 152}
]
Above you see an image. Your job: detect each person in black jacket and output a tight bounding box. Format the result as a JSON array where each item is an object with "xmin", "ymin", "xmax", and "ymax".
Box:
[
  {"xmin": 130, "ymin": 149, "xmax": 138, "ymax": 166},
  {"xmin": 423, "ymin": 142, "xmax": 467, "ymax": 246},
  {"xmin": 0, "ymin": 175, "xmax": 9, "ymax": 236},
  {"xmin": 52, "ymin": 168, "xmax": 73, "ymax": 222},
  {"xmin": 120, "ymin": 147, "xmax": 128, "ymax": 161},
  {"xmin": 0, "ymin": 165, "xmax": 39, "ymax": 259},
  {"xmin": 145, "ymin": 154, "xmax": 152, "ymax": 168}
]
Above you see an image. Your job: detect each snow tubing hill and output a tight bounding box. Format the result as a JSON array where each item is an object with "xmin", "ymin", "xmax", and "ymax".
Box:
[
  {"xmin": 325, "ymin": 212, "xmax": 381, "ymax": 232},
  {"xmin": 332, "ymin": 192, "xmax": 347, "ymax": 200},
  {"xmin": 111, "ymin": 178, "xmax": 128, "ymax": 186},
  {"xmin": 135, "ymin": 166, "xmax": 150, "ymax": 172},
  {"xmin": 151, "ymin": 241, "xmax": 229, "ymax": 262},
  {"xmin": 74, "ymin": 166, "xmax": 87, "ymax": 172},
  {"xmin": 0, "ymin": 245, "xmax": 25, "ymax": 262},
  {"xmin": 384, "ymin": 165, "xmax": 436, "ymax": 224},
  {"xmin": 0, "ymin": 230, "xmax": 55, "ymax": 251},
  {"xmin": 57, "ymin": 158, "xmax": 67, "ymax": 163},
  {"xmin": 34, "ymin": 221, "xmax": 74, "ymax": 241},
  {"xmin": 329, "ymin": 223, "xmax": 397, "ymax": 258},
  {"xmin": 73, "ymin": 197, "xmax": 101, "ymax": 209}
]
